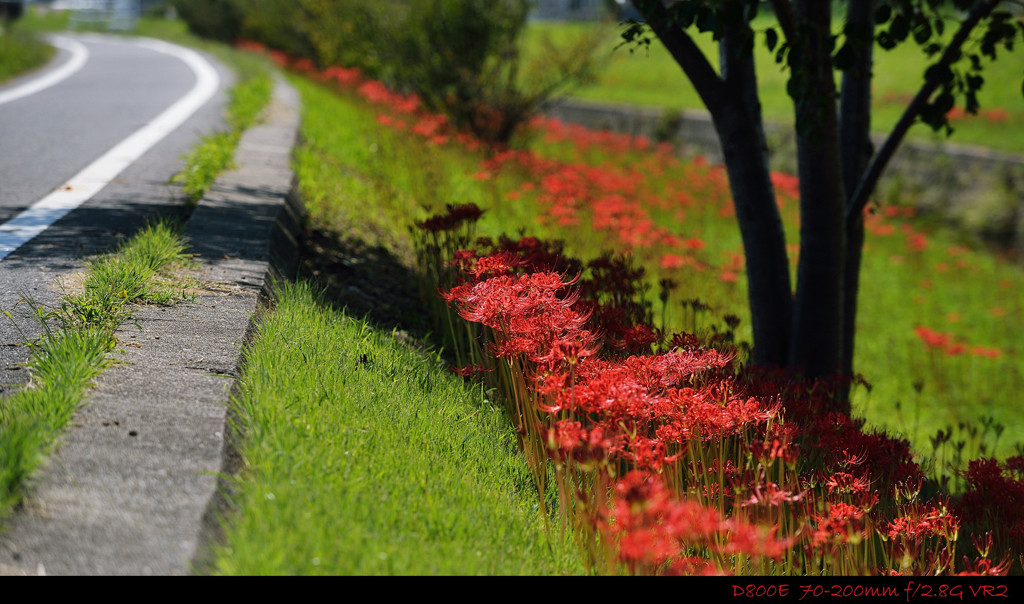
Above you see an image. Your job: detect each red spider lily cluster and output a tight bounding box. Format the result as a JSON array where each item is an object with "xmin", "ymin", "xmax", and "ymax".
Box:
[
  {"xmin": 239, "ymin": 39, "xmax": 1024, "ymax": 576},
  {"xmin": 956, "ymin": 457, "xmax": 1024, "ymax": 561},
  {"xmin": 881, "ymin": 90, "xmax": 1018, "ymax": 124},
  {"xmin": 914, "ymin": 326, "xmax": 1003, "ymax": 359},
  {"xmin": 418, "ymin": 212, "xmax": 1016, "ymax": 574}
]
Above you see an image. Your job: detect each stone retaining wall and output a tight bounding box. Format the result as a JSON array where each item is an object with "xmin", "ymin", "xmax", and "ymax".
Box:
[{"xmin": 543, "ymin": 99, "xmax": 1024, "ymax": 258}]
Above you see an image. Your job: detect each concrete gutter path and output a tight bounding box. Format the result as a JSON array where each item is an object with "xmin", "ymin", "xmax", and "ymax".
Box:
[{"xmin": 0, "ymin": 75, "xmax": 303, "ymax": 575}]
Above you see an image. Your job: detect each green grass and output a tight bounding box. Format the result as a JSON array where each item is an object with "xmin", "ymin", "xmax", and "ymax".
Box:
[
  {"xmin": 292, "ymin": 76, "xmax": 431, "ymax": 263},
  {"xmin": 0, "ymin": 27, "xmax": 55, "ymax": 84},
  {"xmin": 0, "ymin": 222, "xmax": 193, "ymax": 519},
  {"xmin": 172, "ymin": 70, "xmax": 274, "ymax": 204},
  {"xmin": 208, "ymin": 280, "xmax": 584, "ymax": 575},
  {"xmin": 522, "ymin": 18, "xmax": 1024, "ymax": 154},
  {"xmin": 139, "ymin": 20, "xmax": 276, "ymax": 205}
]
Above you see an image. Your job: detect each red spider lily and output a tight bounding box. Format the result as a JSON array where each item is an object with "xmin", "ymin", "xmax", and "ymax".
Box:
[
  {"xmin": 268, "ymin": 50, "xmax": 289, "ymax": 67},
  {"xmin": 469, "ymin": 250, "xmax": 522, "ymax": 279},
  {"xmin": 659, "ymin": 253, "xmax": 691, "ymax": 270},
  {"xmin": 546, "ymin": 420, "xmax": 613, "ymax": 468},
  {"xmin": 531, "ymin": 333, "xmax": 601, "ymax": 368},
  {"xmin": 971, "ymin": 346, "xmax": 1003, "ymax": 359},
  {"xmin": 914, "ymin": 326, "xmax": 951, "ymax": 350},
  {"xmin": 822, "ymin": 471, "xmax": 872, "ymax": 496},
  {"xmin": 740, "ymin": 480, "xmax": 806, "ymax": 507},
  {"xmin": 411, "ymin": 114, "xmax": 448, "ymax": 138},
  {"xmin": 811, "ymin": 501, "xmax": 869, "ymax": 549},
  {"xmin": 448, "ymin": 248, "xmax": 478, "ymax": 272},
  {"xmin": 886, "ymin": 505, "xmax": 960, "ymax": 542},
  {"xmin": 291, "ymin": 58, "xmax": 316, "ymax": 74},
  {"xmin": 956, "ymin": 458, "xmax": 1024, "ymax": 561},
  {"xmin": 321, "ymin": 65, "xmax": 363, "ymax": 87},
  {"xmin": 234, "ymin": 39, "xmax": 267, "ymax": 53},
  {"xmin": 749, "ymin": 423, "xmax": 800, "ymax": 466},
  {"xmin": 450, "ymin": 363, "xmax": 494, "ymax": 378},
  {"xmin": 945, "ymin": 343, "xmax": 967, "ymax": 356},
  {"xmin": 956, "ymin": 556, "xmax": 1012, "ymax": 576},
  {"xmin": 606, "ymin": 471, "xmax": 793, "ymax": 574},
  {"xmin": 907, "ymin": 231, "xmax": 929, "ymax": 252},
  {"xmin": 770, "ymin": 171, "xmax": 800, "ymax": 201},
  {"xmin": 339, "ymin": 56, "xmax": 1023, "ymax": 570},
  {"xmin": 616, "ymin": 324, "xmax": 661, "ymax": 354}
]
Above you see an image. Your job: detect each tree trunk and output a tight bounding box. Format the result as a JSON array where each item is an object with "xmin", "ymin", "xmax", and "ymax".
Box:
[
  {"xmin": 714, "ymin": 111, "xmax": 793, "ymax": 367},
  {"xmin": 838, "ymin": 0, "xmax": 876, "ymax": 406},
  {"xmin": 712, "ymin": 13, "xmax": 792, "ymax": 368},
  {"xmin": 787, "ymin": 1, "xmax": 846, "ymax": 387}
]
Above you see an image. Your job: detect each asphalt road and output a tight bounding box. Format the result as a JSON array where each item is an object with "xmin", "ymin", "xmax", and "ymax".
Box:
[
  {"xmin": 0, "ymin": 33, "xmax": 300, "ymax": 575},
  {"xmin": 0, "ymin": 33, "xmax": 232, "ymax": 391}
]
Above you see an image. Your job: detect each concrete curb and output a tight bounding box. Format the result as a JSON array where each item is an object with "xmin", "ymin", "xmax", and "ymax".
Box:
[{"xmin": 0, "ymin": 75, "xmax": 303, "ymax": 575}]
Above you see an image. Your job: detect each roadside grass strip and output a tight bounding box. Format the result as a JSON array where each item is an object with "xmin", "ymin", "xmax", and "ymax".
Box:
[
  {"xmin": 210, "ymin": 281, "xmax": 584, "ymax": 575},
  {"xmin": 0, "ymin": 28, "xmax": 55, "ymax": 85},
  {"xmin": 0, "ymin": 222, "xmax": 192, "ymax": 519},
  {"xmin": 172, "ymin": 61, "xmax": 273, "ymax": 205}
]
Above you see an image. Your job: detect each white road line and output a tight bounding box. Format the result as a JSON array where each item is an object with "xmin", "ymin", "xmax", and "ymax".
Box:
[
  {"xmin": 0, "ymin": 35, "xmax": 89, "ymax": 105},
  {"xmin": 0, "ymin": 36, "xmax": 220, "ymax": 262}
]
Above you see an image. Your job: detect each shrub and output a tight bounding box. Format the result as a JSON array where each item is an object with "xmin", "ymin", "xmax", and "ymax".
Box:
[
  {"xmin": 381, "ymin": 0, "xmax": 604, "ymax": 144},
  {"xmin": 170, "ymin": 0, "xmax": 241, "ymax": 43}
]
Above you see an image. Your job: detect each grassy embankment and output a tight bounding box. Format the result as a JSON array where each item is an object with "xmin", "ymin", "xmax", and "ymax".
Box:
[
  {"xmin": 202, "ymin": 59, "xmax": 1021, "ymax": 572},
  {"xmin": 277, "ymin": 68, "xmax": 1024, "ymax": 470},
  {"xmin": 208, "ymin": 280, "xmax": 584, "ymax": 575},
  {"xmin": 202, "ymin": 70, "xmax": 584, "ymax": 576},
  {"xmin": 522, "ymin": 17, "xmax": 1024, "ymax": 155}
]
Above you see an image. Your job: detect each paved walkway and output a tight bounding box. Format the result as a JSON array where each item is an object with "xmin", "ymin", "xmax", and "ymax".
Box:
[{"xmin": 0, "ymin": 75, "xmax": 302, "ymax": 576}]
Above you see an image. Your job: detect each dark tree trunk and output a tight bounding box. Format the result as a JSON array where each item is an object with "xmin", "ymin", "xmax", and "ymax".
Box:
[
  {"xmin": 632, "ymin": 0, "xmax": 1008, "ymax": 415},
  {"xmin": 629, "ymin": 0, "xmax": 793, "ymax": 368},
  {"xmin": 714, "ymin": 114, "xmax": 792, "ymax": 368},
  {"xmin": 713, "ymin": 11, "xmax": 792, "ymax": 368},
  {"xmin": 787, "ymin": 1, "xmax": 846, "ymax": 385},
  {"xmin": 838, "ymin": 0, "xmax": 876, "ymax": 406}
]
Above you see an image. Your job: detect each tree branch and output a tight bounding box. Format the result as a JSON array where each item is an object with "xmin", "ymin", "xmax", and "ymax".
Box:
[
  {"xmin": 629, "ymin": 0, "xmax": 725, "ymax": 109},
  {"xmin": 845, "ymin": 0, "xmax": 1001, "ymax": 229},
  {"xmin": 839, "ymin": 0, "xmax": 875, "ymax": 201}
]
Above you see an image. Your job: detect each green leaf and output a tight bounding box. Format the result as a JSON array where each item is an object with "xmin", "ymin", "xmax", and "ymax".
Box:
[
  {"xmin": 874, "ymin": 4, "xmax": 892, "ymax": 24},
  {"xmin": 877, "ymin": 31, "xmax": 896, "ymax": 51},
  {"xmin": 890, "ymin": 14, "xmax": 909, "ymax": 42},
  {"xmin": 774, "ymin": 42, "xmax": 789, "ymax": 65},
  {"xmin": 765, "ymin": 27, "xmax": 778, "ymax": 52},
  {"xmin": 966, "ymin": 73, "xmax": 985, "ymax": 93},
  {"xmin": 933, "ymin": 91, "xmax": 955, "ymax": 116},
  {"xmin": 834, "ymin": 44, "xmax": 855, "ymax": 70},
  {"xmin": 912, "ymin": 19, "xmax": 932, "ymax": 45},
  {"xmin": 925, "ymin": 63, "xmax": 954, "ymax": 86}
]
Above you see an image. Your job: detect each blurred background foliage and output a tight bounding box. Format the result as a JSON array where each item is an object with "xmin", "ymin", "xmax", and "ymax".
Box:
[{"xmin": 170, "ymin": 0, "xmax": 607, "ymax": 142}]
